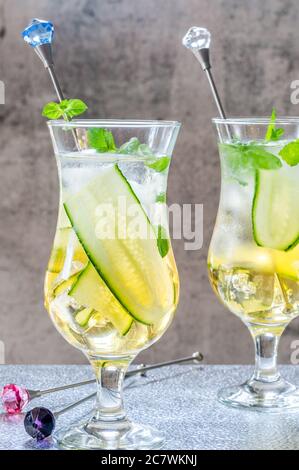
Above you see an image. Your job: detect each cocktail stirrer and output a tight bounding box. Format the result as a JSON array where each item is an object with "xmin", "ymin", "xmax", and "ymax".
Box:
[
  {"xmin": 182, "ymin": 26, "xmax": 232, "ymax": 138},
  {"xmin": 24, "ymin": 352, "xmax": 203, "ymax": 440},
  {"xmin": 21, "ymin": 18, "xmax": 80, "ymax": 148},
  {"xmin": 22, "ymin": 19, "xmax": 64, "ymax": 102},
  {"xmin": 1, "ymin": 352, "xmax": 203, "ymax": 414},
  {"xmin": 24, "ymin": 392, "xmax": 96, "ymax": 440}
]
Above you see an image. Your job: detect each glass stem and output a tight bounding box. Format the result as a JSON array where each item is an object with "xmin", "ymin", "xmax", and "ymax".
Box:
[
  {"xmin": 252, "ymin": 332, "xmax": 281, "ymax": 383},
  {"xmin": 88, "ymin": 356, "xmax": 134, "ymax": 426}
]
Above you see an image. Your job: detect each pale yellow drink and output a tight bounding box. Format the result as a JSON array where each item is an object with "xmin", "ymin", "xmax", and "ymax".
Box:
[
  {"xmin": 45, "ymin": 152, "xmax": 179, "ymax": 356},
  {"xmin": 208, "ymin": 141, "xmax": 299, "ymax": 332}
]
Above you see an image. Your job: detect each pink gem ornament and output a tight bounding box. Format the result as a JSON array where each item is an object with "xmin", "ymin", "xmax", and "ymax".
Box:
[{"xmin": 1, "ymin": 384, "xmax": 30, "ymax": 414}]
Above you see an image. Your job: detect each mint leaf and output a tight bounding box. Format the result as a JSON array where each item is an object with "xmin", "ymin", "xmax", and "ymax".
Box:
[
  {"xmin": 59, "ymin": 100, "xmax": 70, "ymax": 111},
  {"xmin": 265, "ymin": 108, "xmax": 276, "ymax": 141},
  {"xmin": 156, "ymin": 192, "xmax": 166, "ymax": 203},
  {"xmin": 87, "ymin": 128, "xmax": 106, "ymax": 150},
  {"xmin": 273, "ymin": 128, "xmax": 284, "ymax": 139},
  {"xmin": 87, "ymin": 130, "xmax": 168, "ymax": 168},
  {"xmin": 87, "ymin": 128, "xmax": 116, "ymax": 153},
  {"xmin": 42, "ymin": 99, "xmax": 88, "ymax": 120},
  {"xmin": 105, "ymin": 130, "xmax": 117, "ymax": 152},
  {"xmin": 245, "ymin": 146, "xmax": 282, "ymax": 169},
  {"xmin": 265, "ymin": 108, "xmax": 284, "ymax": 142},
  {"xmin": 156, "ymin": 225, "xmax": 169, "ymax": 258},
  {"xmin": 220, "ymin": 143, "xmax": 282, "ymax": 184},
  {"xmin": 221, "ymin": 143, "xmax": 282, "ymax": 170},
  {"xmin": 63, "ymin": 99, "xmax": 88, "ymax": 118},
  {"xmin": 279, "ymin": 139, "xmax": 299, "ymax": 166},
  {"xmin": 42, "ymin": 102, "xmax": 64, "ymax": 119},
  {"xmin": 147, "ymin": 156, "xmax": 170, "ymax": 172}
]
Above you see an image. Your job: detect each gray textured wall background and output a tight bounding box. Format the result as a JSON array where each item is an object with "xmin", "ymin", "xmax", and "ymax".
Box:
[{"xmin": 1, "ymin": 0, "xmax": 299, "ymax": 365}]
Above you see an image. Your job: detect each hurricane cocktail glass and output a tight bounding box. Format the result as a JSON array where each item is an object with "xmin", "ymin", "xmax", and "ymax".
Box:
[{"xmin": 45, "ymin": 119, "xmax": 180, "ymax": 448}]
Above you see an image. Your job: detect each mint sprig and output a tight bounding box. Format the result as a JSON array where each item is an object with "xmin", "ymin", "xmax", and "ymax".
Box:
[
  {"xmin": 221, "ymin": 142, "xmax": 282, "ymax": 185},
  {"xmin": 267, "ymin": 109, "xmax": 299, "ymax": 166},
  {"xmin": 265, "ymin": 108, "xmax": 284, "ymax": 142},
  {"xmin": 42, "ymin": 99, "xmax": 88, "ymax": 120},
  {"xmin": 221, "ymin": 143, "xmax": 282, "ymax": 171},
  {"xmin": 42, "ymin": 99, "xmax": 170, "ymax": 171},
  {"xmin": 224, "ymin": 108, "xmax": 299, "ymax": 170}
]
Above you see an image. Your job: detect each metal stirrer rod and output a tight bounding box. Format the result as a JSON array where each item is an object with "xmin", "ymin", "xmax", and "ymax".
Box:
[
  {"xmin": 126, "ymin": 351, "xmax": 202, "ymax": 377},
  {"xmin": 182, "ymin": 26, "xmax": 232, "ymax": 138},
  {"xmin": 24, "ymin": 392, "xmax": 96, "ymax": 440},
  {"xmin": 205, "ymin": 69, "xmax": 226, "ymax": 119},
  {"xmin": 2, "ymin": 352, "xmax": 203, "ymax": 414},
  {"xmin": 22, "ymin": 19, "xmax": 65, "ymax": 101},
  {"xmin": 47, "ymin": 66, "xmax": 65, "ymax": 102},
  {"xmin": 27, "ymin": 351, "xmax": 203, "ymax": 399},
  {"xmin": 23, "ymin": 352, "xmax": 203, "ymax": 440},
  {"xmin": 54, "ymin": 392, "xmax": 95, "ymax": 418},
  {"xmin": 22, "ymin": 18, "xmax": 80, "ymax": 149}
]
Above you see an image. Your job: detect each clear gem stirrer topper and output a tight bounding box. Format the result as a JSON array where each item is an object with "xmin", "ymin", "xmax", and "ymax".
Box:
[{"xmin": 182, "ymin": 26, "xmax": 231, "ymax": 138}]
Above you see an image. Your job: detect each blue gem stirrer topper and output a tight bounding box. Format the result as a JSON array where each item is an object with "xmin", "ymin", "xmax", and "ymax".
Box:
[
  {"xmin": 22, "ymin": 18, "xmax": 54, "ymax": 48},
  {"xmin": 22, "ymin": 18, "xmax": 65, "ymax": 101}
]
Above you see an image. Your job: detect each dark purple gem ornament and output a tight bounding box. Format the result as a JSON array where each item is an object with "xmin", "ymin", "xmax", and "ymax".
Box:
[{"xmin": 24, "ymin": 407, "xmax": 56, "ymax": 440}]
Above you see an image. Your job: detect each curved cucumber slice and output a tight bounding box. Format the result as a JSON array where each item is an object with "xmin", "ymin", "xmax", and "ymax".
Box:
[
  {"xmin": 252, "ymin": 169, "xmax": 299, "ymax": 251},
  {"xmin": 48, "ymin": 228, "xmax": 71, "ymax": 273},
  {"xmin": 70, "ymin": 263, "xmax": 133, "ymax": 335},
  {"xmin": 54, "ymin": 272, "xmax": 81, "ymax": 296},
  {"xmin": 48, "ymin": 228, "xmax": 88, "ymax": 273},
  {"xmin": 75, "ymin": 307, "xmax": 94, "ymax": 327},
  {"xmin": 64, "ymin": 165, "xmax": 174, "ymax": 325}
]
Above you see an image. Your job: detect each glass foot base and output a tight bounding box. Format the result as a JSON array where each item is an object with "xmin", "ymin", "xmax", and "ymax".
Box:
[
  {"xmin": 218, "ymin": 377, "xmax": 299, "ymax": 413},
  {"xmin": 55, "ymin": 419, "xmax": 164, "ymax": 450}
]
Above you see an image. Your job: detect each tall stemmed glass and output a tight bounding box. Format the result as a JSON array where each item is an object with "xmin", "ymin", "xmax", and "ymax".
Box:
[
  {"xmin": 45, "ymin": 119, "xmax": 180, "ymax": 448},
  {"xmin": 208, "ymin": 117, "xmax": 299, "ymax": 411}
]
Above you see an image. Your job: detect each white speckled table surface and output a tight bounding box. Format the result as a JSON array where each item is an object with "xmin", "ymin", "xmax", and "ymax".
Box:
[{"xmin": 1, "ymin": 364, "xmax": 299, "ymax": 450}]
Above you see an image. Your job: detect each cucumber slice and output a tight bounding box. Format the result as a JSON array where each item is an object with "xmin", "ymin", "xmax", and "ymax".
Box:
[
  {"xmin": 64, "ymin": 165, "xmax": 174, "ymax": 325},
  {"xmin": 75, "ymin": 307, "xmax": 93, "ymax": 327},
  {"xmin": 252, "ymin": 169, "xmax": 299, "ymax": 251},
  {"xmin": 48, "ymin": 228, "xmax": 88, "ymax": 273},
  {"xmin": 70, "ymin": 263, "xmax": 133, "ymax": 335},
  {"xmin": 53, "ymin": 272, "xmax": 81, "ymax": 296},
  {"xmin": 48, "ymin": 228, "xmax": 71, "ymax": 273}
]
